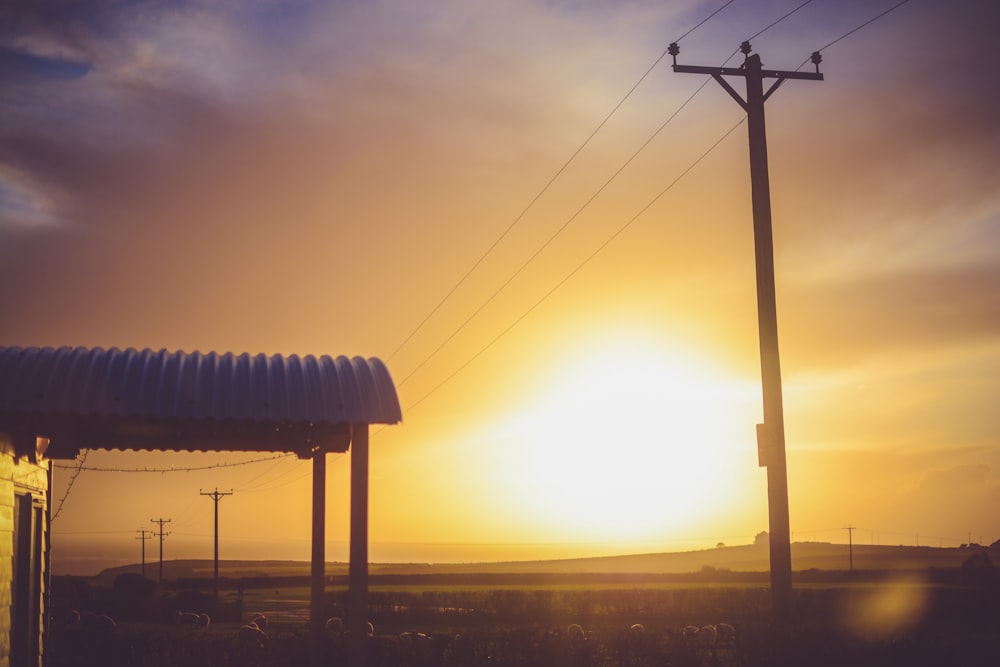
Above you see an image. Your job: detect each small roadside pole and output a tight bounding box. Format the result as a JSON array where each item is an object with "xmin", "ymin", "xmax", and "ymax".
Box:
[
  {"xmin": 845, "ymin": 526, "xmax": 856, "ymax": 572},
  {"xmin": 136, "ymin": 528, "xmax": 153, "ymax": 578},
  {"xmin": 151, "ymin": 517, "xmax": 171, "ymax": 584},
  {"xmin": 200, "ymin": 488, "xmax": 233, "ymax": 603},
  {"xmin": 670, "ymin": 41, "xmax": 823, "ymax": 625}
]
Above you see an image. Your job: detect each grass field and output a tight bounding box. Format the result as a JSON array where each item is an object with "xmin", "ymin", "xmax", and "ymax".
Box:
[{"xmin": 49, "ymin": 559, "xmax": 1000, "ymax": 667}]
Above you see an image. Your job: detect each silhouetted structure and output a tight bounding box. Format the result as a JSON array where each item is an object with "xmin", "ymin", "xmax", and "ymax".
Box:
[
  {"xmin": 200, "ymin": 488, "xmax": 232, "ymax": 601},
  {"xmin": 0, "ymin": 345, "xmax": 401, "ymax": 667},
  {"xmin": 671, "ymin": 43, "xmax": 823, "ymax": 624},
  {"xmin": 136, "ymin": 528, "xmax": 153, "ymax": 578},
  {"xmin": 151, "ymin": 518, "xmax": 171, "ymax": 584}
]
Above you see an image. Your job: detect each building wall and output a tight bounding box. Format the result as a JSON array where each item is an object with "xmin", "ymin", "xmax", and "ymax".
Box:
[{"xmin": 0, "ymin": 435, "xmax": 50, "ymax": 667}]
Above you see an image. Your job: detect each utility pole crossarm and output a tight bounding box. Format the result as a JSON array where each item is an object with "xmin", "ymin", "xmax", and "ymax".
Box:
[
  {"xmin": 673, "ymin": 62, "xmax": 822, "ymax": 108},
  {"xmin": 672, "ymin": 64, "xmax": 824, "ymax": 82}
]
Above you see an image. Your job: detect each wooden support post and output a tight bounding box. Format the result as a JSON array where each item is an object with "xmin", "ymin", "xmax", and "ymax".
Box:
[
  {"xmin": 349, "ymin": 424, "xmax": 370, "ymax": 667},
  {"xmin": 309, "ymin": 450, "xmax": 326, "ymax": 667}
]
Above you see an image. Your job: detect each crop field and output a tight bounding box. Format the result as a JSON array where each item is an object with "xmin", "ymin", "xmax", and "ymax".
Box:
[{"xmin": 48, "ymin": 571, "xmax": 999, "ymax": 667}]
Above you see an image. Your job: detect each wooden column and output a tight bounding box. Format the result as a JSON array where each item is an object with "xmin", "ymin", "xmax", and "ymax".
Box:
[
  {"xmin": 309, "ymin": 450, "xmax": 326, "ymax": 667},
  {"xmin": 348, "ymin": 424, "xmax": 370, "ymax": 667}
]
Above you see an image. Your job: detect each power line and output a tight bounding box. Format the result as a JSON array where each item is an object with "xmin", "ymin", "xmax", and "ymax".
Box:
[
  {"xmin": 237, "ymin": 463, "xmax": 319, "ymax": 493},
  {"xmin": 393, "ymin": 2, "xmax": 827, "ymax": 393},
  {"xmin": 745, "ymin": 0, "xmax": 817, "ymax": 43},
  {"xmin": 811, "ymin": 0, "xmax": 914, "ymax": 57},
  {"xmin": 395, "ymin": 77, "xmax": 715, "ymax": 388},
  {"xmin": 233, "ymin": 452, "xmax": 298, "ymax": 489},
  {"xmin": 385, "ymin": 0, "xmax": 740, "ymax": 365},
  {"xmin": 675, "ymin": 0, "xmax": 740, "ymax": 44},
  {"xmin": 51, "ymin": 452, "xmax": 294, "ymax": 473},
  {"xmin": 394, "ymin": 1, "xmax": 918, "ymax": 417},
  {"xmin": 52, "ymin": 448, "xmax": 88, "ymax": 521},
  {"xmin": 404, "ymin": 119, "xmax": 746, "ymax": 415}
]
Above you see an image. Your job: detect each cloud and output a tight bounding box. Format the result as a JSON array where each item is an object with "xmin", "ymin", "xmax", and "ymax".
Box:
[{"xmin": 0, "ymin": 164, "xmax": 64, "ymax": 230}]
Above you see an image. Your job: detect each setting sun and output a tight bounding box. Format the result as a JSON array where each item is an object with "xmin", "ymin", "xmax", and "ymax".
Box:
[{"xmin": 486, "ymin": 334, "xmax": 760, "ymax": 546}]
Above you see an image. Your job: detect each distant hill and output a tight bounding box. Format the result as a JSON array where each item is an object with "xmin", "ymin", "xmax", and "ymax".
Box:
[{"xmin": 91, "ymin": 542, "xmax": 994, "ymax": 583}]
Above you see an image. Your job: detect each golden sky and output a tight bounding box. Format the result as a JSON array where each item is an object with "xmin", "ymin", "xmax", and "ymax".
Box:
[{"xmin": 2, "ymin": 0, "xmax": 998, "ymax": 574}]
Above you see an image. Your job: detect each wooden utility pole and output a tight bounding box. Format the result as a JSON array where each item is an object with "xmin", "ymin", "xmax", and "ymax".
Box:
[
  {"xmin": 200, "ymin": 488, "xmax": 233, "ymax": 602},
  {"xmin": 151, "ymin": 517, "xmax": 171, "ymax": 584},
  {"xmin": 136, "ymin": 528, "xmax": 153, "ymax": 578},
  {"xmin": 844, "ymin": 526, "xmax": 856, "ymax": 572},
  {"xmin": 670, "ymin": 41, "xmax": 823, "ymax": 625}
]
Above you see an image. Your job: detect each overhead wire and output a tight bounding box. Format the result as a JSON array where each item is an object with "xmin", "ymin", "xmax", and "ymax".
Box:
[
  {"xmin": 49, "ymin": 452, "xmax": 296, "ymax": 523},
  {"xmin": 396, "ymin": 76, "xmax": 712, "ymax": 388},
  {"xmin": 51, "ymin": 452, "xmax": 294, "ymax": 473},
  {"xmin": 796, "ymin": 0, "xmax": 914, "ymax": 69},
  {"xmin": 745, "ymin": 0, "xmax": 816, "ymax": 44},
  {"xmin": 396, "ymin": 0, "xmax": 915, "ymax": 417},
  {"xmin": 51, "ymin": 448, "xmax": 89, "ymax": 522},
  {"xmin": 394, "ymin": 0, "xmax": 821, "ymax": 399},
  {"xmin": 395, "ymin": 10, "xmax": 768, "ymax": 389},
  {"xmin": 233, "ymin": 452, "xmax": 302, "ymax": 491},
  {"xmin": 236, "ymin": 457, "xmax": 314, "ymax": 493},
  {"xmin": 385, "ymin": 0, "xmax": 741, "ymax": 365},
  {"xmin": 237, "ymin": 463, "xmax": 323, "ymax": 493},
  {"xmin": 405, "ymin": 118, "xmax": 746, "ymax": 415}
]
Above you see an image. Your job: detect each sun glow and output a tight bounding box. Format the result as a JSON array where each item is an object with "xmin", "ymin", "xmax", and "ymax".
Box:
[{"xmin": 493, "ymin": 335, "xmax": 760, "ymax": 546}]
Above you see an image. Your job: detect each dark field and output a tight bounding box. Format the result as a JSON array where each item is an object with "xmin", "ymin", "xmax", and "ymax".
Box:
[{"xmin": 48, "ymin": 568, "xmax": 1000, "ymax": 667}]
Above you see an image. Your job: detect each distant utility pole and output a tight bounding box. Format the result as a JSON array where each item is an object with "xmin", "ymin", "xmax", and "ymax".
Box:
[
  {"xmin": 670, "ymin": 41, "xmax": 823, "ymax": 626},
  {"xmin": 136, "ymin": 528, "xmax": 154, "ymax": 578},
  {"xmin": 200, "ymin": 488, "xmax": 233, "ymax": 601},
  {"xmin": 151, "ymin": 517, "xmax": 171, "ymax": 584},
  {"xmin": 844, "ymin": 526, "xmax": 856, "ymax": 572}
]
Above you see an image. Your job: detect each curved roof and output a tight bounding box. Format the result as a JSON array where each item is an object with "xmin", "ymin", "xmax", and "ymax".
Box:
[{"xmin": 0, "ymin": 346, "xmax": 401, "ymax": 458}]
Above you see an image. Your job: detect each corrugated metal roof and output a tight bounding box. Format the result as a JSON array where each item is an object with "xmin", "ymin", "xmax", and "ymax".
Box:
[{"xmin": 0, "ymin": 346, "xmax": 401, "ymax": 426}]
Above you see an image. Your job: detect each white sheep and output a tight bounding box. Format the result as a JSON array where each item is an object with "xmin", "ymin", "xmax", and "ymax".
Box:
[
  {"xmin": 324, "ymin": 616, "xmax": 343, "ymax": 635},
  {"xmin": 713, "ymin": 622, "xmax": 739, "ymax": 666},
  {"xmin": 629, "ymin": 623, "xmax": 645, "ymax": 634}
]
